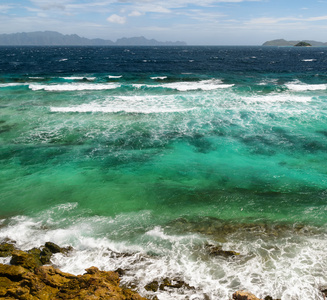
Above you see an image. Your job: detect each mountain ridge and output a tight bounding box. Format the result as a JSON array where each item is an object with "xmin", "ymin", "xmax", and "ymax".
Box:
[{"xmin": 0, "ymin": 31, "xmax": 187, "ymax": 46}]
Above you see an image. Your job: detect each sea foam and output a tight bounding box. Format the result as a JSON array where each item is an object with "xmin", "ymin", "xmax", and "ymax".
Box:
[
  {"xmin": 285, "ymin": 82, "xmax": 327, "ymax": 91},
  {"xmin": 0, "ymin": 209, "xmax": 326, "ymax": 300},
  {"xmin": 134, "ymin": 79, "xmax": 234, "ymax": 91},
  {"xmin": 29, "ymin": 83, "xmax": 120, "ymax": 91}
]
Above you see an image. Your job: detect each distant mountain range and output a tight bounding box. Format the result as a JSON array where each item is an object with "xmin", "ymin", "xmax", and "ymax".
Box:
[
  {"xmin": 0, "ymin": 31, "xmax": 187, "ymax": 46},
  {"xmin": 263, "ymin": 39, "xmax": 327, "ymax": 46}
]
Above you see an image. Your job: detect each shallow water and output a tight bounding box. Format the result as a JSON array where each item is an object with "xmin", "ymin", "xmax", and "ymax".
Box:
[{"xmin": 0, "ymin": 46, "xmax": 327, "ymax": 299}]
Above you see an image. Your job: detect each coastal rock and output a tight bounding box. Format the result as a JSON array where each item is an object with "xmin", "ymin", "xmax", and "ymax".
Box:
[
  {"xmin": 263, "ymin": 296, "xmax": 280, "ymax": 300},
  {"xmin": 0, "ymin": 243, "xmax": 147, "ymax": 300},
  {"xmin": 0, "ymin": 263, "xmax": 148, "ymax": 300},
  {"xmin": 206, "ymin": 244, "xmax": 240, "ymax": 258},
  {"xmin": 232, "ymin": 291, "xmax": 261, "ymax": 300},
  {"xmin": 144, "ymin": 280, "xmax": 159, "ymax": 292},
  {"xmin": 320, "ymin": 287, "xmax": 327, "ymax": 297},
  {"xmin": 10, "ymin": 250, "xmax": 42, "ymax": 270},
  {"xmin": 145, "ymin": 277, "xmax": 195, "ymax": 292},
  {"xmin": 9, "ymin": 241, "xmax": 73, "ymax": 268},
  {"xmin": 0, "ymin": 243, "xmax": 16, "ymax": 257}
]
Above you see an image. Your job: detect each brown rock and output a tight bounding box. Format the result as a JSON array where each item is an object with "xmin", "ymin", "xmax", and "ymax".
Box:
[
  {"xmin": 0, "ymin": 243, "xmax": 16, "ymax": 257},
  {"xmin": 0, "ymin": 262, "xmax": 148, "ymax": 300},
  {"xmin": 10, "ymin": 250, "xmax": 42, "ymax": 271},
  {"xmin": 206, "ymin": 244, "xmax": 240, "ymax": 258},
  {"xmin": 144, "ymin": 281, "xmax": 159, "ymax": 292},
  {"xmin": 34, "ymin": 265, "xmax": 75, "ymax": 288},
  {"xmin": 233, "ymin": 291, "xmax": 262, "ymax": 300},
  {"xmin": 0, "ymin": 264, "xmax": 29, "ymax": 280},
  {"xmin": 145, "ymin": 277, "xmax": 194, "ymax": 292},
  {"xmin": 58, "ymin": 266, "xmax": 147, "ymax": 299}
]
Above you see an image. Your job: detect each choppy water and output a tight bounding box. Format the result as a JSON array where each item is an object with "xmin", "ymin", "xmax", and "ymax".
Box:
[{"xmin": 1, "ymin": 46, "xmax": 327, "ymax": 299}]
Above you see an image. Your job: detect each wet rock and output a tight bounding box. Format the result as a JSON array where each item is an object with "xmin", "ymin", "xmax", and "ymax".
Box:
[
  {"xmin": 115, "ymin": 267, "xmax": 126, "ymax": 277},
  {"xmin": 145, "ymin": 277, "xmax": 195, "ymax": 294},
  {"xmin": 44, "ymin": 241, "xmax": 72, "ymax": 254},
  {"xmin": 0, "ymin": 262, "xmax": 148, "ymax": 300},
  {"xmin": 10, "ymin": 250, "xmax": 42, "ymax": 271},
  {"xmin": 206, "ymin": 244, "xmax": 240, "ymax": 258},
  {"xmin": 158, "ymin": 277, "xmax": 194, "ymax": 291},
  {"xmin": 23, "ymin": 242, "xmax": 73, "ymax": 266},
  {"xmin": 57, "ymin": 266, "xmax": 147, "ymax": 299},
  {"xmin": 0, "ymin": 243, "xmax": 16, "ymax": 257},
  {"xmin": 40, "ymin": 246, "xmax": 53, "ymax": 265},
  {"xmin": 145, "ymin": 280, "xmax": 159, "ymax": 292},
  {"xmin": 0, "ymin": 264, "xmax": 29, "ymax": 281},
  {"xmin": 44, "ymin": 242, "xmax": 62, "ymax": 253},
  {"xmin": 320, "ymin": 287, "xmax": 327, "ymax": 297},
  {"xmin": 233, "ymin": 291, "xmax": 261, "ymax": 300},
  {"xmin": 263, "ymin": 296, "xmax": 280, "ymax": 300}
]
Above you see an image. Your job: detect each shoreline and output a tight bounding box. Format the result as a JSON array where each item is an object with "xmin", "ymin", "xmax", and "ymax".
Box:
[{"xmin": 1, "ymin": 240, "xmax": 326, "ymax": 300}]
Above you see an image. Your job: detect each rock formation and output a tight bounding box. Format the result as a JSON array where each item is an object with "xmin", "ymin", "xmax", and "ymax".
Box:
[{"xmin": 0, "ymin": 242, "xmax": 147, "ymax": 300}]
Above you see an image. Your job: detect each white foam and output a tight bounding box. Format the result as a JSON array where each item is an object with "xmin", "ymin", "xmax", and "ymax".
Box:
[
  {"xmin": 50, "ymin": 95, "xmax": 196, "ymax": 114},
  {"xmin": 50, "ymin": 104, "xmax": 195, "ymax": 114},
  {"xmin": 134, "ymin": 79, "xmax": 234, "ymax": 91},
  {"xmin": 302, "ymin": 59, "xmax": 317, "ymax": 62},
  {"xmin": 29, "ymin": 83, "xmax": 120, "ymax": 91},
  {"xmin": 108, "ymin": 75, "xmax": 122, "ymax": 79},
  {"xmin": 0, "ymin": 209, "xmax": 326, "ymax": 300},
  {"xmin": 62, "ymin": 77, "xmax": 96, "ymax": 81},
  {"xmin": 245, "ymin": 94, "xmax": 312, "ymax": 103},
  {"xmin": 0, "ymin": 83, "xmax": 28, "ymax": 87},
  {"xmin": 150, "ymin": 76, "xmax": 167, "ymax": 80},
  {"xmin": 59, "ymin": 58, "xmax": 68, "ymax": 62},
  {"xmin": 285, "ymin": 82, "xmax": 327, "ymax": 91}
]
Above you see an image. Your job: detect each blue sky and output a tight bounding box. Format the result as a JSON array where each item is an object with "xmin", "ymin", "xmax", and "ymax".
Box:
[{"xmin": 1, "ymin": 0, "xmax": 327, "ymax": 45}]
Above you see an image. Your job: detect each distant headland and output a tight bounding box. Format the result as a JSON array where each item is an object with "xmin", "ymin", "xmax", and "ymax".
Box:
[
  {"xmin": 0, "ymin": 31, "xmax": 187, "ymax": 46},
  {"xmin": 263, "ymin": 39, "xmax": 327, "ymax": 47}
]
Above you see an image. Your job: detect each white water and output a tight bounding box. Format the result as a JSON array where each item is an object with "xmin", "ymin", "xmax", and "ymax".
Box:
[
  {"xmin": 285, "ymin": 81, "xmax": 327, "ymax": 91},
  {"xmin": 0, "ymin": 205, "xmax": 326, "ymax": 300},
  {"xmin": 29, "ymin": 83, "xmax": 120, "ymax": 91}
]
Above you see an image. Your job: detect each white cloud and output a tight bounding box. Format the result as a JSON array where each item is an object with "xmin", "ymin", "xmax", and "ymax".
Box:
[
  {"xmin": 0, "ymin": 5, "xmax": 14, "ymax": 13},
  {"xmin": 307, "ymin": 15, "xmax": 327, "ymax": 21},
  {"xmin": 135, "ymin": 4, "xmax": 171, "ymax": 13},
  {"xmin": 128, "ymin": 11, "xmax": 143, "ymax": 17},
  {"xmin": 30, "ymin": 0, "xmax": 69, "ymax": 10},
  {"xmin": 107, "ymin": 14, "xmax": 126, "ymax": 24},
  {"xmin": 247, "ymin": 15, "xmax": 327, "ymax": 25}
]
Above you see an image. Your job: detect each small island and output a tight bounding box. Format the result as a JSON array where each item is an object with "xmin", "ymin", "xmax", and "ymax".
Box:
[
  {"xmin": 262, "ymin": 39, "xmax": 326, "ymax": 46},
  {"xmin": 294, "ymin": 41, "xmax": 312, "ymax": 47}
]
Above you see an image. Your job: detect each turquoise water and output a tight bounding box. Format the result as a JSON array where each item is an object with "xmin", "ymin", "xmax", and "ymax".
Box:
[{"xmin": 1, "ymin": 46, "xmax": 327, "ymax": 299}]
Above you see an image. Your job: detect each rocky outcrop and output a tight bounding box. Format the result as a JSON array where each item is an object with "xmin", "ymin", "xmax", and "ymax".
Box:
[
  {"xmin": 206, "ymin": 244, "xmax": 240, "ymax": 258},
  {"xmin": 0, "ymin": 242, "xmax": 148, "ymax": 300},
  {"xmin": 232, "ymin": 291, "xmax": 282, "ymax": 300},
  {"xmin": 0, "ymin": 242, "xmax": 16, "ymax": 257},
  {"xmin": 0, "ymin": 264, "xmax": 148, "ymax": 299},
  {"xmin": 144, "ymin": 277, "xmax": 195, "ymax": 292},
  {"xmin": 232, "ymin": 291, "xmax": 261, "ymax": 300}
]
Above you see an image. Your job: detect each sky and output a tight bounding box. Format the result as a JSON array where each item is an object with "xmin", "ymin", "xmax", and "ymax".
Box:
[{"xmin": 1, "ymin": 0, "xmax": 327, "ymax": 45}]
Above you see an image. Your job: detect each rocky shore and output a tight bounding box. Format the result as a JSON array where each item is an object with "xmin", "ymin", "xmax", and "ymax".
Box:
[
  {"xmin": 0, "ymin": 241, "xmax": 326, "ymax": 300},
  {"xmin": 0, "ymin": 241, "xmax": 147, "ymax": 300}
]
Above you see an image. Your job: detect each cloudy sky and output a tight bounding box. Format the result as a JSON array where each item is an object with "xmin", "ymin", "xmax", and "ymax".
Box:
[{"xmin": 1, "ymin": 0, "xmax": 327, "ymax": 45}]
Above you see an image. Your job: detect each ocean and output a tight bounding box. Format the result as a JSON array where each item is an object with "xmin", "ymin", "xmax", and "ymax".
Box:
[{"xmin": 0, "ymin": 46, "xmax": 327, "ymax": 299}]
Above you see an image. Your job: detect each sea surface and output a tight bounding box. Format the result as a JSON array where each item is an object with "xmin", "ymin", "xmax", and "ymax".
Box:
[{"xmin": 0, "ymin": 46, "xmax": 327, "ymax": 299}]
